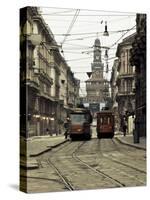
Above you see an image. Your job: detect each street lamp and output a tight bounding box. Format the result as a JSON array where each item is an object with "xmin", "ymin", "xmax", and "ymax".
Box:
[
  {"xmin": 103, "ymin": 21, "xmax": 109, "ymax": 36},
  {"xmin": 104, "ymin": 49, "xmax": 108, "ymax": 58},
  {"xmin": 106, "ymin": 63, "xmax": 109, "ymax": 73}
]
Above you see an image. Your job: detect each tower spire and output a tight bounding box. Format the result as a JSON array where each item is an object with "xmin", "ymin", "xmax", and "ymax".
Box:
[
  {"xmin": 93, "ymin": 38, "xmax": 101, "ymax": 63},
  {"xmin": 91, "ymin": 37, "xmax": 104, "ymax": 74}
]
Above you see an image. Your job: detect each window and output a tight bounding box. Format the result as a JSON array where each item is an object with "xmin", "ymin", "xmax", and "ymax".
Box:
[
  {"xmin": 100, "ymin": 116, "xmax": 111, "ymax": 124},
  {"xmin": 33, "ymin": 23, "xmax": 39, "ymax": 34},
  {"xmin": 123, "ymin": 61, "xmax": 125, "ymax": 73},
  {"xmin": 128, "ymin": 80, "xmax": 132, "ymax": 92},
  {"xmin": 23, "ymin": 20, "xmax": 33, "ymax": 35}
]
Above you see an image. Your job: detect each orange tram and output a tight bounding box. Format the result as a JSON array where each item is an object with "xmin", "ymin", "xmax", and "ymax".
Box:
[
  {"xmin": 96, "ymin": 111, "xmax": 114, "ymax": 139},
  {"xmin": 68, "ymin": 108, "xmax": 93, "ymax": 140}
]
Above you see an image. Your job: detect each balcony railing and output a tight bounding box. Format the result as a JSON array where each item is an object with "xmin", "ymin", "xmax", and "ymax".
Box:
[
  {"xmin": 38, "ymin": 69, "xmax": 53, "ymax": 85},
  {"xmin": 26, "ymin": 71, "xmax": 40, "ymax": 91},
  {"xmin": 117, "ymin": 73, "xmax": 135, "ymax": 79},
  {"xmin": 117, "ymin": 90, "xmax": 135, "ymax": 96},
  {"xmin": 49, "ymin": 61, "xmax": 60, "ymax": 75}
]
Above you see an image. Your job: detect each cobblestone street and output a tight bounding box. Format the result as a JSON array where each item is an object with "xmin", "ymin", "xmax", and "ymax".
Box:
[{"xmin": 20, "ymin": 127, "xmax": 146, "ymax": 193}]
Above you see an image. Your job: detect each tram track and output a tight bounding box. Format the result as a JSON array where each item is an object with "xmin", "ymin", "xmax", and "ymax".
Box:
[
  {"xmin": 71, "ymin": 140, "xmax": 126, "ymax": 187},
  {"xmin": 102, "ymin": 152, "xmax": 146, "ymax": 174},
  {"xmin": 39, "ymin": 140, "xmax": 125, "ymax": 190},
  {"xmin": 35, "ymin": 157, "xmax": 75, "ymax": 191},
  {"xmin": 36, "ymin": 141, "xmax": 86, "ymax": 191},
  {"xmin": 47, "ymin": 138, "xmax": 145, "ymax": 188},
  {"xmin": 107, "ymin": 139, "xmax": 146, "ymax": 174},
  {"xmin": 32, "ymin": 137, "xmax": 146, "ymax": 191},
  {"xmin": 88, "ymin": 138, "xmax": 146, "ymax": 174},
  {"xmin": 72, "ymin": 138, "xmax": 146, "ymax": 186},
  {"xmin": 47, "ymin": 158, "xmax": 75, "ymax": 191},
  {"xmin": 47, "ymin": 141, "xmax": 87, "ymax": 190}
]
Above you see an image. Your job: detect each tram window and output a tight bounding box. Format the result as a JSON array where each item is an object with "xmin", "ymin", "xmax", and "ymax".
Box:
[
  {"xmin": 103, "ymin": 117, "xmax": 107, "ymax": 124},
  {"xmin": 85, "ymin": 114, "xmax": 89, "ymax": 121},
  {"xmin": 100, "ymin": 117, "xmax": 103, "ymax": 123}
]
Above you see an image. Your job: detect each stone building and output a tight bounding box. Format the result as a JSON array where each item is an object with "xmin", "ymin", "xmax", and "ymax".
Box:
[
  {"xmin": 20, "ymin": 7, "xmax": 80, "ymax": 137},
  {"xmin": 110, "ymin": 59, "xmax": 119, "ymax": 131},
  {"xmin": 85, "ymin": 38, "xmax": 109, "ymax": 115},
  {"xmin": 59, "ymin": 60, "xmax": 80, "ymax": 132},
  {"xmin": 116, "ymin": 33, "xmax": 136, "ymax": 134},
  {"xmin": 130, "ymin": 14, "xmax": 146, "ymax": 140}
]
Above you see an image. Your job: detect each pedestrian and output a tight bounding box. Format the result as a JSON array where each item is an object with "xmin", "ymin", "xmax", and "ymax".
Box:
[
  {"xmin": 123, "ymin": 123, "xmax": 127, "ymax": 136},
  {"xmin": 64, "ymin": 118, "xmax": 70, "ymax": 139},
  {"xmin": 46, "ymin": 128, "xmax": 49, "ymax": 135}
]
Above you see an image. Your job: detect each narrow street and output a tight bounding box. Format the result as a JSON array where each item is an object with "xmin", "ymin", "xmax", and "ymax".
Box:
[
  {"xmin": 19, "ymin": 7, "xmax": 146, "ymax": 194},
  {"xmin": 21, "ymin": 125, "xmax": 146, "ymax": 193}
]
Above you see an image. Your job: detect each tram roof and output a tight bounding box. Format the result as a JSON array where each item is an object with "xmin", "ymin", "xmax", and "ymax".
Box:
[
  {"xmin": 70, "ymin": 108, "xmax": 90, "ymax": 114},
  {"xmin": 97, "ymin": 110, "xmax": 114, "ymax": 114}
]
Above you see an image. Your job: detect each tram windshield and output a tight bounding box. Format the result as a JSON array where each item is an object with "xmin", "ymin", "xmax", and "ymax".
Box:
[{"xmin": 70, "ymin": 114, "xmax": 88, "ymax": 124}]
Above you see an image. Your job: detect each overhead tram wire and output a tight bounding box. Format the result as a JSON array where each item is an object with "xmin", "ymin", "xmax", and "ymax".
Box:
[
  {"xmin": 53, "ymin": 28, "xmax": 136, "ymax": 36},
  {"xmin": 63, "ymin": 29, "xmax": 135, "ymax": 42},
  {"xmin": 41, "ymin": 13, "xmax": 135, "ymax": 17},
  {"xmin": 63, "ymin": 42, "xmax": 91, "ymax": 48},
  {"xmin": 66, "ymin": 56, "xmax": 92, "ymax": 62},
  {"xmin": 63, "ymin": 43, "xmax": 116, "ymax": 50},
  {"xmin": 40, "ymin": 9, "xmax": 76, "ymax": 16},
  {"xmin": 63, "ymin": 51, "xmax": 85, "ymax": 54},
  {"xmin": 109, "ymin": 25, "xmax": 136, "ymax": 48},
  {"xmin": 43, "ymin": 15, "xmax": 135, "ymax": 25},
  {"xmin": 62, "ymin": 25, "xmax": 135, "ymax": 55},
  {"xmin": 61, "ymin": 9, "xmax": 80, "ymax": 46},
  {"xmin": 66, "ymin": 54, "xmax": 116, "ymax": 62},
  {"xmin": 73, "ymin": 69, "xmax": 113, "ymax": 73},
  {"xmin": 40, "ymin": 7, "xmax": 136, "ymax": 14},
  {"xmin": 64, "ymin": 33, "xmax": 117, "ymax": 42}
]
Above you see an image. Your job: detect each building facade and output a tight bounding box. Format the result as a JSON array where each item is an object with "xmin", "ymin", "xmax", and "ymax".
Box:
[
  {"xmin": 110, "ymin": 59, "xmax": 120, "ymax": 131},
  {"xmin": 20, "ymin": 7, "xmax": 80, "ymax": 137},
  {"xmin": 130, "ymin": 14, "xmax": 146, "ymax": 139},
  {"xmin": 116, "ymin": 34, "xmax": 136, "ymax": 134}
]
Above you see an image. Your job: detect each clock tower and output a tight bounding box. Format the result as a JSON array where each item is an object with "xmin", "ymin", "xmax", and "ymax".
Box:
[
  {"xmin": 91, "ymin": 38, "xmax": 104, "ymax": 76},
  {"xmin": 85, "ymin": 38, "xmax": 109, "ymax": 113},
  {"xmin": 94, "ymin": 38, "xmax": 101, "ymax": 62}
]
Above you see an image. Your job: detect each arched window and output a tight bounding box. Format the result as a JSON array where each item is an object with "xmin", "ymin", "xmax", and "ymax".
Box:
[
  {"xmin": 128, "ymin": 80, "xmax": 132, "ymax": 92},
  {"xmin": 23, "ymin": 20, "xmax": 32, "ymax": 35}
]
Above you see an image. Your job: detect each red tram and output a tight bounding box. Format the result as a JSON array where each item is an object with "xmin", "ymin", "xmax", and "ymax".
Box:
[
  {"xmin": 68, "ymin": 108, "xmax": 93, "ymax": 140},
  {"xmin": 96, "ymin": 111, "xmax": 114, "ymax": 139}
]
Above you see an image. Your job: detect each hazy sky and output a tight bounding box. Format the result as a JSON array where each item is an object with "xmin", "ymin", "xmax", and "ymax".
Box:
[{"xmin": 40, "ymin": 7, "xmax": 136, "ymax": 96}]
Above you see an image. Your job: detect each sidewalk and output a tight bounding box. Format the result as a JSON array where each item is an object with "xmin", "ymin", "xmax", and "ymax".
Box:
[
  {"xmin": 20, "ymin": 134, "xmax": 69, "ymax": 169},
  {"xmin": 115, "ymin": 134, "xmax": 146, "ymax": 150},
  {"xmin": 27, "ymin": 135, "xmax": 69, "ymax": 156}
]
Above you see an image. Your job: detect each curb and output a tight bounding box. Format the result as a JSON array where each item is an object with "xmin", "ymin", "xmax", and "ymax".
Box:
[
  {"xmin": 20, "ymin": 160, "xmax": 39, "ymax": 170},
  {"xmin": 21, "ymin": 164, "xmax": 39, "ymax": 170},
  {"xmin": 115, "ymin": 137, "xmax": 146, "ymax": 150},
  {"xmin": 30, "ymin": 139, "xmax": 69, "ymax": 157}
]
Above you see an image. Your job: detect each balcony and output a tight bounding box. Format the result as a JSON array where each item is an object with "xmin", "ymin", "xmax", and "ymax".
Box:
[
  {"xmin": 117, "ymin": 73, "xmax": 135, "ymax": 79},
  {"xmin": 26, "ymin": 70, "xmax": 39, "ymax": 91},
  {"xmin": 39, "ymin": 91, "xmax": 55, "ymax": 102},
  {"xmin": 38, "ymin": 69, "xmax": 53, "ymax": 86},
  {"xmin": 49, "ymin": 61, "xmax": 60, "ymax": 75},
  {"xmin": 116, "ymin": 90, "xmax": 135, "ymax": 98}
]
